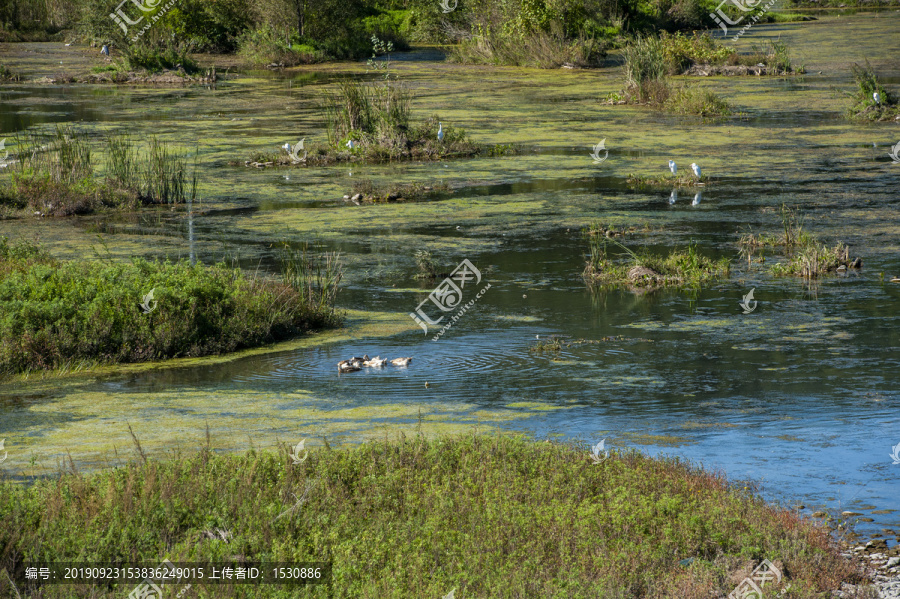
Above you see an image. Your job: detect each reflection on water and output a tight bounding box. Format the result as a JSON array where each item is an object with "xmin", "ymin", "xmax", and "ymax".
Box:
[{"xmin": 0, "ymin": 14, "xmax": 898, "ymax": 541}]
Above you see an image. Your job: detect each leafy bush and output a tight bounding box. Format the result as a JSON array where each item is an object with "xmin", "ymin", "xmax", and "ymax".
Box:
[
  {"xmin": 0, "ymin": 238, "xmax": 342, "ymax": 376},
  {"xmin": 0, "ymin": 434, "xmax": 864, "ymax": 598}
]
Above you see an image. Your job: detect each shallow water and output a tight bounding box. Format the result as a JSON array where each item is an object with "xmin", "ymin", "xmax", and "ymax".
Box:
[{"xmin": 1, "ymin": 13, "xmax": 899, "ymax": 541}]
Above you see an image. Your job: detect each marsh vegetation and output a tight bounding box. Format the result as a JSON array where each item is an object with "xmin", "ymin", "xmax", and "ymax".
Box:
[
  {"xmin": 0, "ymin": 434, "xmax": 864, "ymax": 598},
  {"xmin": 0, "ymin": 127, "xmax": 197, "ymax": 217},
  {"xmin": 584, "ymin": 223, "xmax": 730, "ymax": 288},
  {"xmin": 0, "ymin": 237, "xmax": 342, "ymax": 378}
]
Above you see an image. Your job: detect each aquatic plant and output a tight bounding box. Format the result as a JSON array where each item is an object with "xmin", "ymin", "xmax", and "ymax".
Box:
[
  {"xmin": 116, "ymin": 40, "xmax": 199, "ymax": 74},
  {"xmin": 0, "ymin": 237, "xmax": 342, "ymax": 377},
  {"xmin": 529, "ymin": 335, "xmax": 563, "ymax": 353},
  {"xmin": 770, "ymin": 241, "xmax": 860, "ymax": 278},
  {"xmin": 0, "ymin": 433, "xmax": 866, "ymax": 597},
  {"xmin": 739, "ymin": 206, "xmax": 861, "ymax": 277},
  {"xmin": 666, "ymin": 85, "xmax": 731, "ymax": 116},
  {"xmin": 277, "ymin": 242, "xmax": 344, "ymax": 318},
  {"xmin": 0, "ymin": 63, "xmax": 21, "ymax": 81},
  {"xmin": 0, "ymin": 128, "xmax": 198, "ymax": 216},
  {"xmin": 584, "ymin": 224, "xmax": 730, "ymax": 288},
  {"xmin": 846, "ymin": 60, "xmax": 899, "ymax": 121},
  {"xmin": 413, "ymin": 249, "xmax": 439, "ymax": 280}
]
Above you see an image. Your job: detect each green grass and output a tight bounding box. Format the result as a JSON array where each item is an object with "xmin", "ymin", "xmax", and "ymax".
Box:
[
  {"xmin": 584, "ymin": 225, "xmax": 730, "ymax": 288},
  {"xmin": 620, "ymin": 35, "xmax": 731, "ymax": 115},
  {"xmin": 115, "ymin": 41, "xmax": 199, "ymax": 74},
  {"xmin": 0, "ymin": 127, "xmax": 196, "ymax": 216},
  {"xmin": 0, "ymin": 63, "xmax": 22, "ymax": 81},
  {"xmin": 846, "ymin": 59, "xmax": 900, "ymax": 121},
  {"xmin": 739, "ymin": 205, "xmax": 861, "ymax": 277},
  {"xmin": 0, "ymin": 238, "xmax": 342, "ymax": 377},
  {"xmin": 0, "ymin": 433, "xmax": 865, "ymax": 598},
  {"xmin": 626, "ymin": 173, "xmax": 709, "ymax": 188}
]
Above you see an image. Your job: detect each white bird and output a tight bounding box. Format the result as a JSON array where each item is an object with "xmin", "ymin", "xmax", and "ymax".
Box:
[
  {"xmin": 346, "ymin": 139, "xmax": 357, "ymax": 149},
  {"xmin": 289, "ymin": 439, "xmax": 308, "ymax": 464},
  {"xmin": 389, "ymin": 357, "xmax": 412, "ymax": 366},
  {"xmin": 0, "ymin": 138, "xmax": 7, "ymax": 161},
  {"xmin": 668, "ymin": 160, "xmax": 677, "ymax": 177},
  {"xmin": 692, "ymin": 191, "xmax": 702, "ymax": 206},
  {"xmin": 100, "ymin": 44, "xmax": 109, "ymax": 56},
  {"xmin": 874, "ymin": 91, "xmax": 881, "ymax": 105},
  {"xmin": 437, "ymin": 122, "xmax": 444, "ymax": 142},
  {"xmin": 0, "ymin": 438, "xmax": 6, "ymax": 463},
  {"xmin": 669, "ymin": 190, "xmax": 677, "ymax": 205},
  {"xmin": 690, "ymin": 162, "xmax": 701, "ymax": 180}
]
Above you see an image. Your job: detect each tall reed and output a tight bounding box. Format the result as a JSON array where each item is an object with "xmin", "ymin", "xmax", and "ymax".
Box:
[{"xmin": 278, "ymin": 243, "xmax": 343, "ymax": 322}]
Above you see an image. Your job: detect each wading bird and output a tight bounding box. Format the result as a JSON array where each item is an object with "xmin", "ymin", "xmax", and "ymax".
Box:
[
  {"xmin": 669, "ymin": 190, "xmax": 677, "ymax": 205},
  {"xmin": 668, "ymin": 160, "xmax": 677, "ymax": 177},
  {"xmin": 690, "ymin": 162, "xmax": 701, "ymax": 180},
  {"xmin": 692, "ymin": 191, "xmax": 702, "ymax": 206},
  {"xmin": 346, "ymin": 139, "xmax": 357, "ymax": 149},
  {"xmin": 437, "ymin": 122, "xmax": 444, "ymax": 142},
  {"xmin": 874, "ymin": 91, "xmax": 881, "ymax": 105},
  {"xmin": 100, "ymin": 44, "xmax": 109, "ymax": 56}
]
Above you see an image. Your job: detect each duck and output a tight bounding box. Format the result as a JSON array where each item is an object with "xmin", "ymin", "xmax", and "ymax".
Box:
[
  {"xmin": 390, "ymin": 357, "xmax": 412, "ymax": 367},
  {"xmin": 338, "ymin": 360, "xmax": 361, "ymax": 373},
  {"xmin": 364, "ymin": 356, "xmax": 386, "ymax": 367}
]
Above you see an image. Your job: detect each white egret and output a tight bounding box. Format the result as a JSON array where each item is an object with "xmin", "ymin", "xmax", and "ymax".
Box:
[
  {"xmin": 874, "ymin": 91, "xmax": 881, "ymax": 105},
  {"xmin": 282, "ymin": 143, "xmax": 291, "ymax": 152},
  {"xmin": 690, "ymin": 162, "xmax": 701, "ymax": 180},
  {"xmin": 668, "ymin": 160, "xmax": 677, "ymax": 177},
  {"xmin": 346, "ymin": 139, "xmax": 357, "ymax": 149},
  {"xmin": 100, "ymin": 44, "xmax": 109, "ymax": 56},
  {"xmin": 669, "ymin": 190, "xmax": 677, "ymax": 205},
  {"xmin": 692, "ymin": 191, "xmax": 702, "ymax": 206},
  {"xmin": 437, "ymin": 122, "xmax": 444, "ymax": 142}
]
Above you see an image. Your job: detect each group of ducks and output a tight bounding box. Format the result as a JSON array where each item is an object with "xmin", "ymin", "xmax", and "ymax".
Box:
[{"xmin": 338, "ymin": 355, "xmax": 412, "ymax": 372}]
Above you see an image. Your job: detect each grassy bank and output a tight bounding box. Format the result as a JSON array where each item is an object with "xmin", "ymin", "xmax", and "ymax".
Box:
[
  {"xmin": 0, "ymin": 127, "xmax": 196, "ymax": 218},
  {"xmin": 739, "ymin": 206, "xmax": 862, "ymax": 277},
  {"xmin": 0, "ymin": 433, "xmax": 866, "ymax": 598},
  {"xmin": 0, "ymin": 238, "xmax": 342, "ymax": 378},
  {"xmin": 846, "ymin": 60, "xmax": 900, "ymax": 121},
  {"xmin": 584, "ymin": 224, "xmax": 730, "ymax": 288}
]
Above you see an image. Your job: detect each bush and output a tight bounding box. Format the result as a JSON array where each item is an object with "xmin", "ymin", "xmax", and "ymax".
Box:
[{"xmin": 0, "ymin": 238, "xmax": 342, "ymax": 376}]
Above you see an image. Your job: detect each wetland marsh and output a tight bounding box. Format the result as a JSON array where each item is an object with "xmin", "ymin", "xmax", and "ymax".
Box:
[{"xmin": 1, "ymin": 9, "xmax": 899, "ymax": 596}]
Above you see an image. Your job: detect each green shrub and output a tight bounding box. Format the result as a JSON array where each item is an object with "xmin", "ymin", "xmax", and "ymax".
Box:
[
  {"xmin": 0, "ymin": 238, "xmax": 342, "ymax": 376},
  {"xmin": 0, "ymin": 434, "xmax": 863, "ymax": 598}
]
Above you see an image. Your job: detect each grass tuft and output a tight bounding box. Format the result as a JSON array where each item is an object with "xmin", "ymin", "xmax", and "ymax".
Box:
[{"xmin": 584, "ymin": 224, "xmax": 730, "ymax": 288}]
